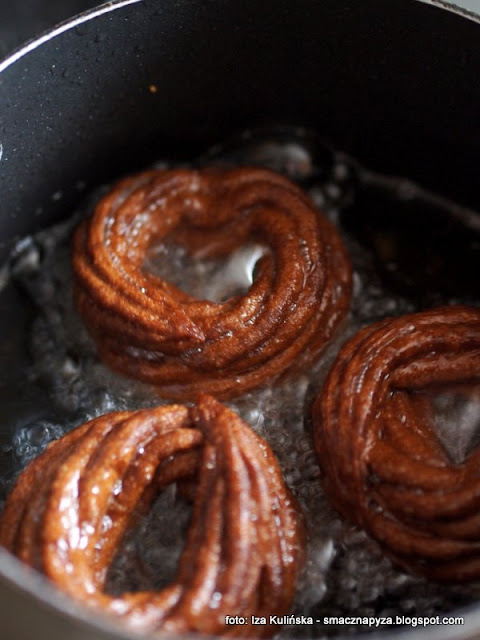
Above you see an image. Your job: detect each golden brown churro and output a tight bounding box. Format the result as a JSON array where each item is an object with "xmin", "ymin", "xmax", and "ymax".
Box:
[
  {"xmin": 72, "ymin": 167, "xmax": 351, "ymax": 399},
  {"xmin": 313, "ymin": 305, "xmax": 480, "ymax": 582},
  {"xmin": 0, "ymin": 395, "xmax": 304, "ymax": 636}
]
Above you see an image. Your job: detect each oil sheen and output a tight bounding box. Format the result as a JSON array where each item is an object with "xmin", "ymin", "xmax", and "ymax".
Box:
[{"xmin": 1, "ymin": 128, "xmax": 480, "ymax": 637}]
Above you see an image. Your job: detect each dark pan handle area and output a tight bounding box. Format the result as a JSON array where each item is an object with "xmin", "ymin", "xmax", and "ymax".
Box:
[{"xmin": 1, "ymin": 0, "xmax": 480, "ymax": 265}]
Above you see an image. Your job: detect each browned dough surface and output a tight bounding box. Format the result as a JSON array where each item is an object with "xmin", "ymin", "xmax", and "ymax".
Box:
[
  {"xmin": 0, "ymin": 395, "xmax": 305, "ymax": 636},
  {"xmin": 314, "ymin": 305, "xmax": 480, "ymax": 582},
  {"xmin": 72, "ymin": 167, "xmax": 351, "ymax": 399}
]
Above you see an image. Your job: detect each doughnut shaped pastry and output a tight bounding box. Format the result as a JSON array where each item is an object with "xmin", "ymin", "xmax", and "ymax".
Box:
[
  {"xmin": 313, "ymin": 306, "xmax": 480, "ymax": 582},
  {"xmin": 0, "ymin": 395, "xmax": 304, "ymax": 636},
  {"xmin": 72, "ymin": 167, "xmax": 351, "ymax": 399}
]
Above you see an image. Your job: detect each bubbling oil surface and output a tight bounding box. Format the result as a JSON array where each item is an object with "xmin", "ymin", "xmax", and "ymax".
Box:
[{"xmin": 1, "ymin": 128, "xmax": 480, "ymax": 637}]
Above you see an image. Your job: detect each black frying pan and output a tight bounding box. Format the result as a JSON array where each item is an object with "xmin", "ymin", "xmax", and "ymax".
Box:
[{"xmin": 1, "ymin": 1, "xmax": 480, "ymax": 639}]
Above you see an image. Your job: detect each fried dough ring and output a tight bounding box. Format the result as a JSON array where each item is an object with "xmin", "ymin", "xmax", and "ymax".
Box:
[
  {"xmin": 313, "ymin": 306, "xmax": 480, "ymax": 582},
  {"xmin": 72, "ymin": 167, "xmax": 351, "ymax": 399},
  {"xmin": 0, "ymin": 395, "xmax": 304, "ymax": 636}
]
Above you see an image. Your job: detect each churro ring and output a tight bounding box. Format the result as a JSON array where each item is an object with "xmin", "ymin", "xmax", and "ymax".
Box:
[
  {"xmin": 313, "ymin": 305, "xmax": 480, "ymax": 582},
  {"xmin": 0, "ymin": 395, "xmax": 304, "ymax": 636},
  {"xmin": 72, "ymin": 167, "xmax": 351, "ymax": 399}
]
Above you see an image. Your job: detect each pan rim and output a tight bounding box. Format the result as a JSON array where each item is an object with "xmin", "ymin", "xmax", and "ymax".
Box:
[
  {"xmin": 0, "ymin": 0, "xmax": 142, "ymax": 73},
  {"xmin": 1, "ymin": 0, "xmax": 480, "ymax": 75}
]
